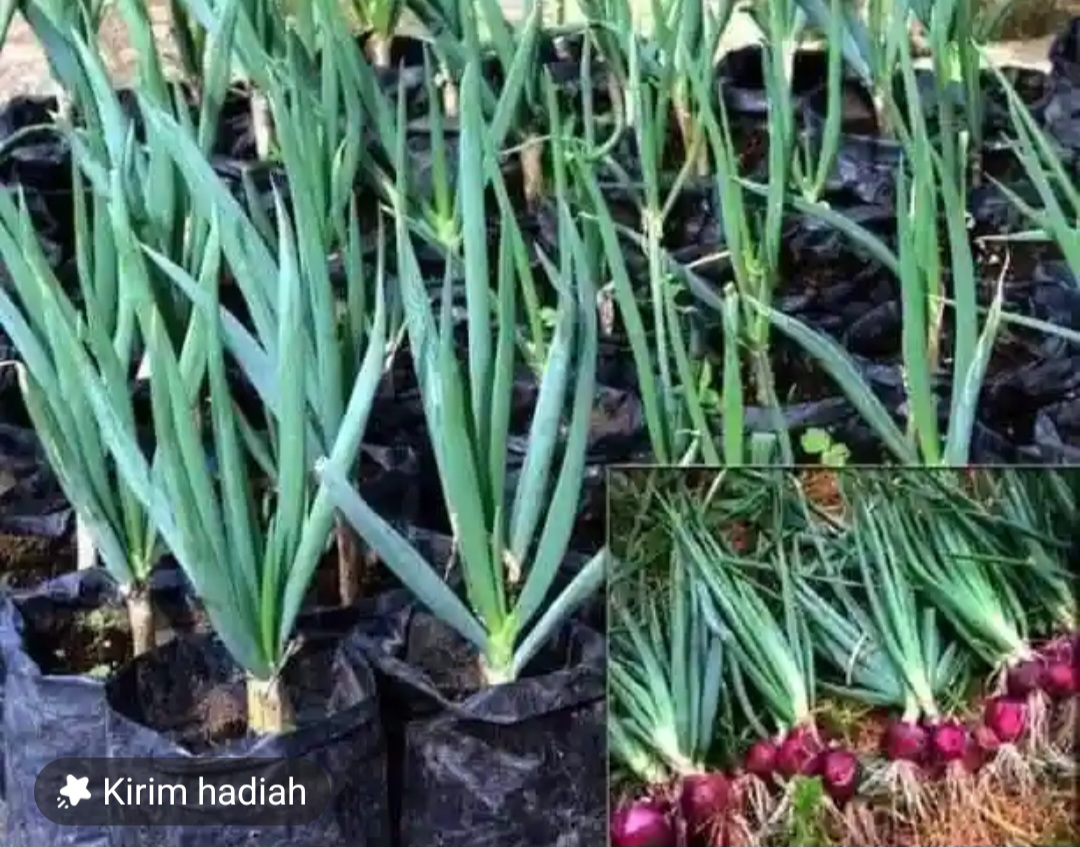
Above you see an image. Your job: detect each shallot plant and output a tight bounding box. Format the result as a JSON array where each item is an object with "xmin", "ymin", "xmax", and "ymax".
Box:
[
  {"xmin": 793, "ymin": 0, "xmax": 925, "ymax": 137},
  {"xmin": 0, "ymin": 186, "xmax": 180, "ymax": 657},
  {"xmin": 823, "ymin": 476, "xmax": 977, "ymax": 810},
  {"xmin": 685, "ymin": 10, "xmax": 800, "ymax": 462},
  {"xmin": 987, "ymin": 59, "xmax": 1080, "ymax": 280},
  {"xmin": 318, "ymin": 58, "xmax": 607, "ymax": 685},
  {"xmin": 0, "ymin": 0, "xmax": 237, "ymax": 652},
  {"xmin": 137, "ymin": 23, "xmax": 389, "ymax": 607},
  {"xmin": 351, "ymin": 0, "xmax": 405, "ymax": 66},
  {"xmin": 667, "ymin": 480, "xmax": 828, "ymax": 790},
  {"xmin": 406, "ymin": 0, "xmax": 549, "ymax": 204},
  {"xmin": 610, "ymin": 551, "xmax": 729, "ymax": 844},
  {"xmin": 581, "ymin": 27, "xmax": 744, "ymax": 466},
  {"xmin": 168, "ymin": 0, "xmax": 296, "ymax": 157},
  {"xmin": 76, "ymin": 192, "xmax": 389, "ymax": 734},
  {"xmin": 639, "ymin": 0, "xmax": 732, "ymax": 176},
  {"xmin": 867, "ymin": 472, "xmax": 1071, "ymax": 777},
  {"xmin": 756, "ymin": 31, "xmax": 1002, "ymax": 465}
]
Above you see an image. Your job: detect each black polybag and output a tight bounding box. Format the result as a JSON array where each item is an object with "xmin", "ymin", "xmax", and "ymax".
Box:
[
  {"xmin": 802, "ymin": 83, "xmax": 905, "ymax": 207},
  {"xmin": 716, "ymin": 46, "xmax": 829, "ymax": 121},
  {"xmin": 0, "ymin": 327, "xmax": 20, "ymax": 416},
  {"xmin": 0, "ymin": 567, "xmax": 192, "ymax": 846},
  {"xmin": 0, "ymin": 424, "xmax": 71, "ymax": 539},
  {"xmin": 1050, "ymin": 18, "xmax": 1080, "ymax": 85},
  {"xmin": 1046, "ymin": 19, "xmax": 1080, "ymax": 154},
  {"xmin": 1026, "ymin": 398, "xmax": 1080, "ymax": 462},
  {"xmin": 104, "ymin": 629, "xmax": 390, "ymax": 847},
  {"xmin": 353, "ymin": 587, "xmax": 606, "ymax": 847}
]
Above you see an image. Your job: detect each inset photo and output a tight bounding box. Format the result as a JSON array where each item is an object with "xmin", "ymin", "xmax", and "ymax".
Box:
[{"xmin": 607, "ymin": 467, "xmax": 1078, "ymax": 847}]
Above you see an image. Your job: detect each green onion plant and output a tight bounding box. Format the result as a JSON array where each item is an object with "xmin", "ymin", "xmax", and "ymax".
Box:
[
  {"xmin": 317, "ymin": 57, "xmax": 607, "ymax": 685},
  {"xmin": 749, "ymin": 33, "xmax": 1002, "ymax": 465},
  {"xmin": 610, "ymin": 550, "xmax": 724, "ymax": 781},
  {"xmin": 987, "ymin": 60, "xmax": 1080, "ymax": 279},
  {"xmin": 74, "ymin": 192, "xmax": 388, "ymax": 734},
  {"xmin": 667, "ymin": 481, "xmax": 817, "ymax": 743},
  {"xmin": 579, "ymin": 20, "xmax": 746, "ymax": 465},
  {"xmin": 0, "ymin": 185, "xmax": 186, "ymax": 656},
  {"xmin": 351, "ymin": 0, "xmax": 406, "ymax": 66}
]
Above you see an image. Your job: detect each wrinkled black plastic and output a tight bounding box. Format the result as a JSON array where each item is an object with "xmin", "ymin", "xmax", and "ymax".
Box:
[
  {"xmin": 1050, "ymin": 17, "xmax": 1080, "ymax": 85},
  {"xmin": 982, "ymin": 66, "xmax": 1052, "ymax": 138},
  {"xmin": 802, "ymin": 81, "xmax": 905, "ymax": 206},
  {"xmin": 0, "ymin": 94, "xmax": 75, "ymax": 261},
  {"xmin": 1028, "ymin": 398, "xmax": 1080, "ymax": 461},
  {"xmin": 0, "ymin": 568, "xmax": 191, "ymax": 846},
  {"xmin": 104, "ymin": 630, "xmax": 390, "ymax": 847},
  {"xmin": 353, "ymin": 589, "xmax": 605, "ymax": 847},
  {"xmin": 1047, "ymin": 18, "xmax": 1080, "ymax": 152},
  {"xmin": 716, "ymin": 46, "xmax": 830, "ymax": 120},
  {"xmin": 0, "ymin": 425, "xmax": 71, "ymax": 539}
]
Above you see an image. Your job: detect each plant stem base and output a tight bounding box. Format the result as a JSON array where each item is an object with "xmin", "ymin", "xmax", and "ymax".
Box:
[{"xmin": 246, "ymin": 674, "xmax": 294, "ymax": 735}]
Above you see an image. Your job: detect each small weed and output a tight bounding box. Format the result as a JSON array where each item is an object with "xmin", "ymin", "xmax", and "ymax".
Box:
[
  {"xmin": 86, "ymin": 663, "xmax": 112, "ymax": 679},
  {"xmin": 800, "ymin": 428, "xmax": 851, "ymax": 467},
  {"xmin": 816, "ymin": 698, "xmax": 875, "ymax": 747},
  {"xmin": 781, "ymin": 776, "xmax": 834, "ymax": 847}
]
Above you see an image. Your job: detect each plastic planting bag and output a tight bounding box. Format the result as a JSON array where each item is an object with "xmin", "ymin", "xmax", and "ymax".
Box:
[
  {"xmin": 104, "ymin": 629, "xmax": 391, "ymax": 847},
  {"xmin": 352, "ymin": 553, "xmax": 605, "ymax": 847},
  {"xmin": 0, "ymin": 568, "xmax": 193, "ymax": 846}
]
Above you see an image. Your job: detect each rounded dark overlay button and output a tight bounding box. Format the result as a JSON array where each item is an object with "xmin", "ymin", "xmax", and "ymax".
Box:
[{"xmin": 36, "ymin": 758, "xmax": 334, "ymax": 827}]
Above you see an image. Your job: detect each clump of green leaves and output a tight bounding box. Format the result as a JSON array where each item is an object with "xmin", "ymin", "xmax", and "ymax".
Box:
[{"xmin": 800, "ymin": 428, "xmax": 851, "ymax": 466}]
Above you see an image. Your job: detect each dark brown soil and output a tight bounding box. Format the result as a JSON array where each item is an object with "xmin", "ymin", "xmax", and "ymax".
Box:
[
  {"xmin": 0, "ymin": 531, "xmax": 74, "ymax": 590},
  {"xmin": 134, "ymin": 639, "xmax": 346, "ymax": 753},
  {"xmin": 24, "ymin": 602, "xmax": 132, "ymax": 677},
  {"xmin": 197, "ymin": 683, "xmax": 248, "ymax": 745},
  {"xmin": 406, "ymin": 612, "xmax": 485, "ymax": 697},
  {"xmin": 17, "ymin": 578, "xmax": 209, "ymax": 677}
]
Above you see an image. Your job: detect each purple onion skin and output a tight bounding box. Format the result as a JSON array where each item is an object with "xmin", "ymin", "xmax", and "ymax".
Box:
[
  {"xmin": 680, "ymin": 772, "xmax": 730, "ymax": 846},
  {"xmin": 1040, "ymin": 633, "xmax": 1079, "ymax": 664},
  {"xmin": 984, "ymin": 696, "xmax": 1028, "ymax": 744},
  {"xmin": 964, "ymin": 724, "xmax": 1002, "ymax": 774},
  {"xmin": 777, "ymin": 726, "xmax": 824, "ymax": 779},
  {"xmin": 1042, "ymin": 661, "xmax": 1077, "ymax": 700},
  {"xmin": 1006, "ymin": 660, "xmax": 1045, "ymax": 698},
  {"xmin": 611, "ymin": 799, "xmax": 676, "ymax": 847},
  {"xmin": 929, "ymin": 719, "xmax": 969, "ymax": 765},
  {"xmin": 883, "ymin": 719, "xmax": 930, "ymax": 765},
  {"xmin": 744, "ymin": 739, "xmax": 779, "ymax": 781},
  {"xmin": 820, "ymin": 749, "xmax": 861, "ymax": 805}
]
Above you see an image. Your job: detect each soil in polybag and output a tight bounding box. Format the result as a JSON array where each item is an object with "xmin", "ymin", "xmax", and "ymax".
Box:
[
  {"xmin": 104, "ymin": 629, "xmax": 390, "ymax": 847},
  {"xmin": 0, "ymin": 566, "xmax": 196, "ymax": 847},
  {"xmin": 353, "ymin": 588, "xmax": 605, "ymax": 847},
  {"xmin": 0, "ymin": 425, "xmax": 73, "ymax": 591}
]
